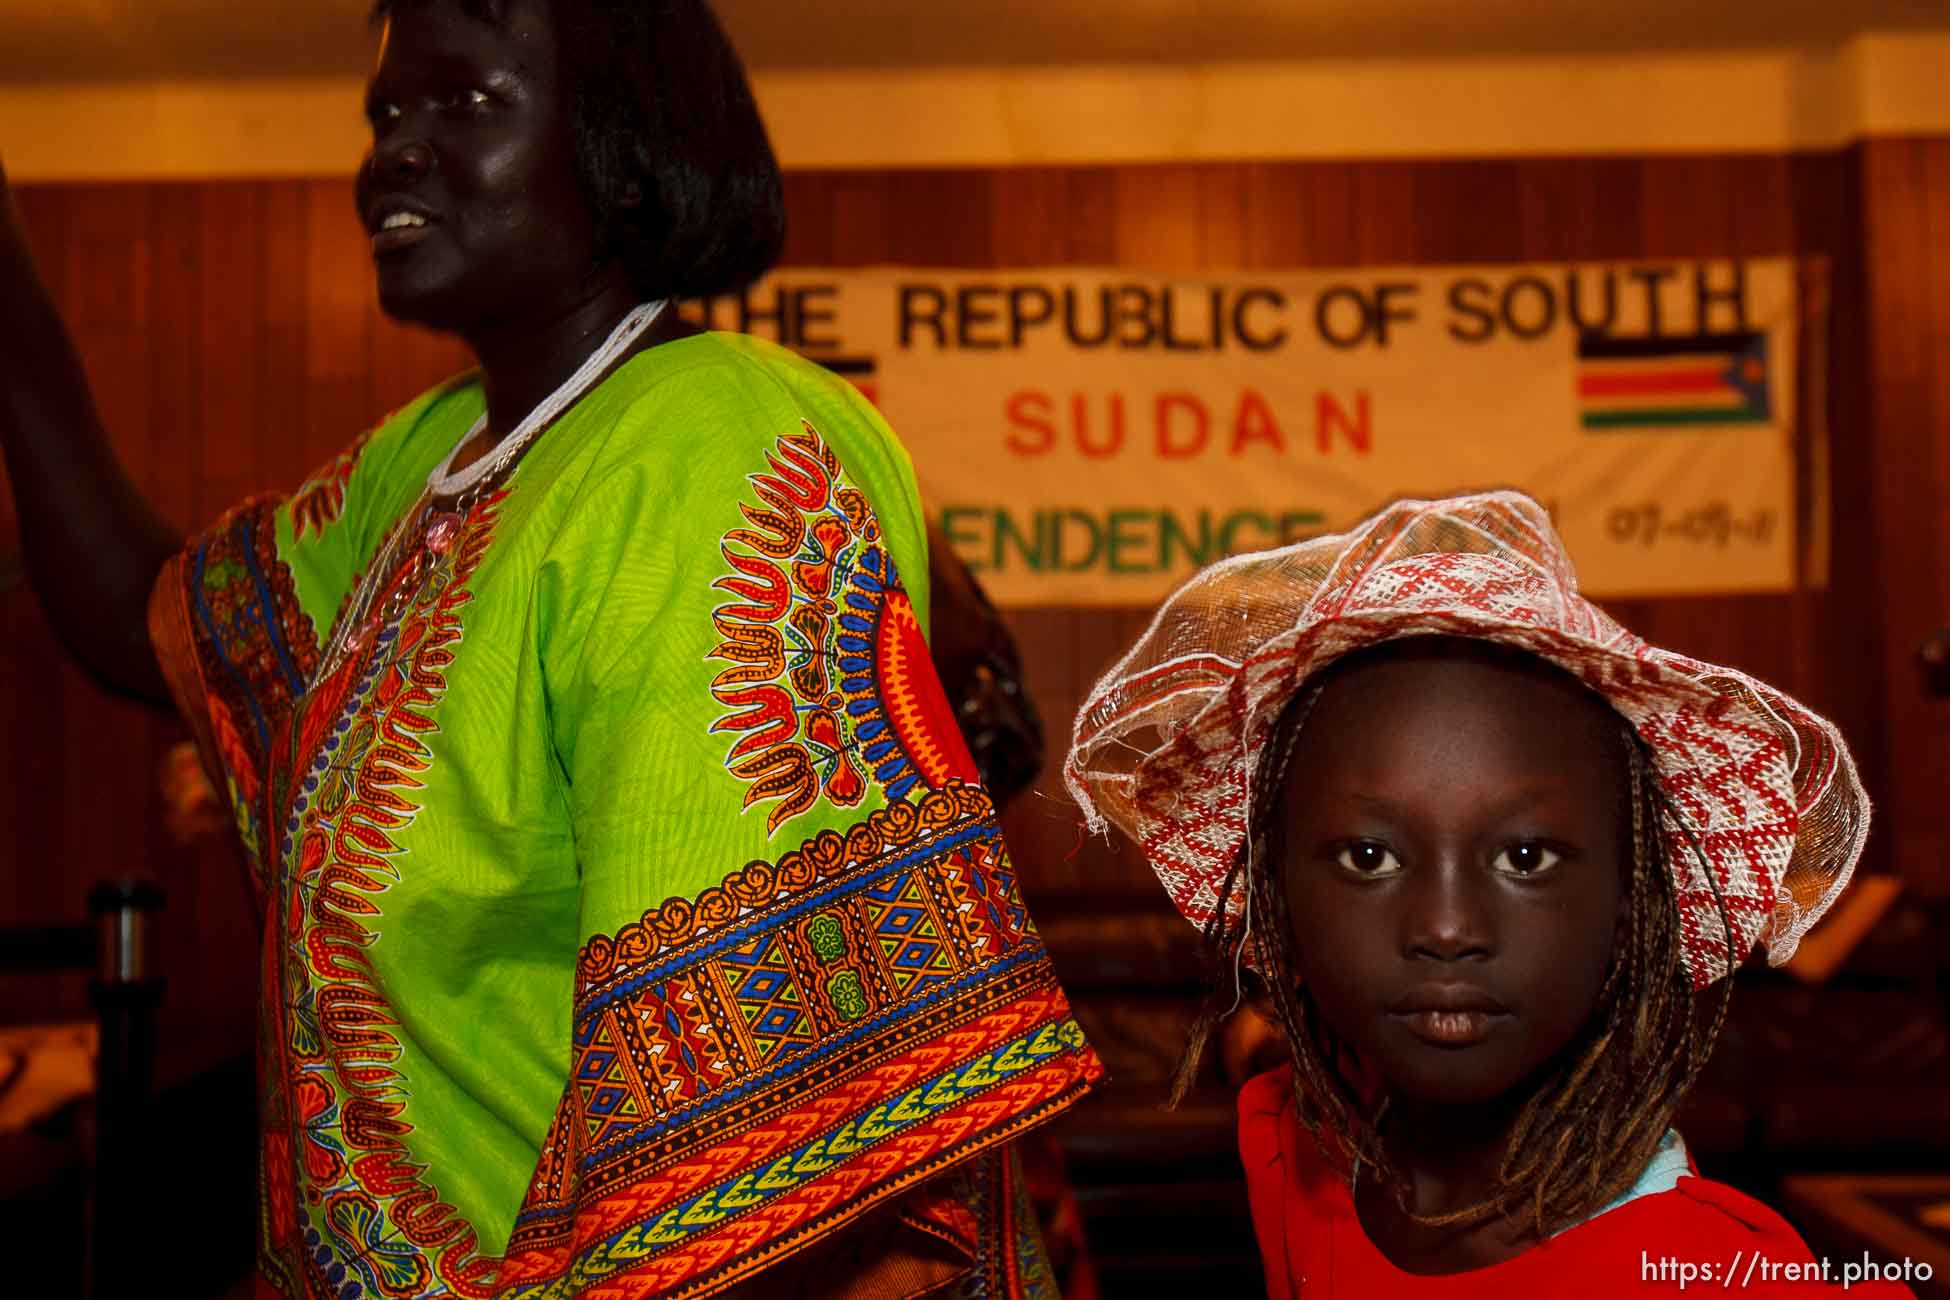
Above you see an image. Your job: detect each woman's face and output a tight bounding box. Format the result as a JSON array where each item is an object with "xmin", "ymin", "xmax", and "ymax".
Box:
[
  {"xmin": 1277, "ymin": 642, "xmax": 1629, "ymax": 1109},
  {"xmin": 355, "ymin": 0, "xmax": 603, "ymax": 334}
]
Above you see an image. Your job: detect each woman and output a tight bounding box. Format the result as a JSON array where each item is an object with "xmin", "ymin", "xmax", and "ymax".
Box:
[{"xmin": 0, "ymin": 1, "xmax": 1101, "ymax": 1296}]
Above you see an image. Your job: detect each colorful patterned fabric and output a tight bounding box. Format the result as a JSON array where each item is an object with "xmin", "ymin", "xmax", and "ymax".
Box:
[
  {"xmin": 1064, "ymin": 491, "xmax": 1869, "ymax": 990},
  {"xmin": 147, "ymin": 332, "xmax": 1103, "ymax": 1299}
]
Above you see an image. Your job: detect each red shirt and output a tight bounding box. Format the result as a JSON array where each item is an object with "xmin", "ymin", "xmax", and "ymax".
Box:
[{"xmin": 1239, "ymin": 1067, "xmax": 1917, "ymax": 1298}]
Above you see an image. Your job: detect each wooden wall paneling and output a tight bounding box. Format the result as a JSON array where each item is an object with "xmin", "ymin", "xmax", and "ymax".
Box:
[
  {"xmin": 145, "ymin": 183, "xmax": 211, "ymax": 1044},
  {"xmin": 988, "ymin": 168, "xmax": 1075, "ymax": 266},
  {"xmin": 1293, "ymin": 161, "xmax": 1362, "ymax": 267},
  {"xmin": 1195, "ymin": 163, "xmax": 1251, "ymax": 270},
  {"xmin": 1912, "ymin": 137, "xmax": 1950, "ymax": 895},
  {"xmin": 367, "ymin": 288, "xmax": 422, "ymax": 422},
  {"xmin": 71, "ymin": 184, "xmax": 154, "ymax": 486},
  {"xmin": 0, "ymin": 187, "xmax": 69, "ymax": 982},
  {"xmin": 823, "ymin": 171, "xmax": 894, "ymax": 266},
  {"xmin": 1514, "ymin": 158, "xmax": 1601, "ymax": 262},
  {"xmin": 1639, "ymin": 155, "xmax": 1737, "ymax": 258},
  {"xmin": 0, "ymin": 582, "xmax": 23, "ymax": 1014},
  {"xmin": 60, "ymin": 184, "xmax": 157, "ymax": 937},
  {"xmin": 148, "ymin": 184, "xmax": 201, "ymax": 533},
  {"xmin": 0, "ymin": 189, "xmax": 66, "ymax": 528},
  {"xmin": 151, "ymin": 182, "xmax": 258, "ymax": 1066},
  {"xmin": 1240, "ymin": 162, "xmax": 1304, "ymax": 268},
  {"xmin": 1351, "ymin": 161, "xmax": 1421, "ymax": 265},
  {"xmin": 884, "ymin": 170, "xmax": 995, "ymax": 265},
  {"xmin": 1922, "ymin": 141, "xmax": 1950, "ymax": 645},
  {"xmin": 300, "ymin": 179, "xmax": 370, "ymax": 480},
  {"xmin": 1583, "ymin": 158, "xmax": 1648, "ymax": 261},
  {"xmin": 1110, "ymin": 164, "xmax": 1210, "ymax": 270},
  {"xmin": 257, "ymin": 182, "xmax": 310, "ymax": 495},
  {"xmin": 1723, "ymin": 154, "xmax": 1796, "ymax": 253},
  {"xmin": 1062, "ymin": 168, "xmax": 1119, "ymax": 266},
  {"xmin": 195, "ymin": 182, "xmax": 267, "ymax": 526},
  {"xmin": 1861, "ymin": 139, "xmax": 1943, "ymax": 891},
  {"xmin": 368, "ymin": 313, "xmax": 472, "ymax": 422},
  {"xmin": 997, "ymin": 609, "xmax": 1099, "ymax": 898},
  {"xmin": 1788, "ymin": 151, "xmax": 1852, "ymax": 256},
  {"xmin": 1044, "ymin": 600, "xmax": 1163, "ymax": 899},
  {"xmin": 209, "ymin": 173, "xmax": 304, "ymax": 1055},
  {"xmin": 1412, "ymin": 159, "xmax": 1525, "ymax": 264},
  {"xmin": 1002, "ymin": 606, "xmax": 1095, "ymax": 897},
  {"xmin": 778, "ymin": 170, "xmax": 839, "ymax": 265},
  {"xmin": 0, "ymin": 188, "xmax": 69, "ymax": 540},
  {"xmin": 1728, "ymin": 155, "xmax": 1827, "ymax": 712},
  {"xmin": 1797, "ymin": 150, "xmax": 1883, "ymax": 793}
]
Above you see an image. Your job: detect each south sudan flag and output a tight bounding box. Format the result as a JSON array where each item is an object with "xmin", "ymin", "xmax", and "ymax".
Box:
[{"xmin": 1576, "ymin": 331, "xmax": 1771, "ymax": 430}]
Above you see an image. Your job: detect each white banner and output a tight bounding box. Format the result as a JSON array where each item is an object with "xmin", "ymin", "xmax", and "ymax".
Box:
[{"xmin": 695, "ymin": 260, "xmax": 1800, "ymax": 606}]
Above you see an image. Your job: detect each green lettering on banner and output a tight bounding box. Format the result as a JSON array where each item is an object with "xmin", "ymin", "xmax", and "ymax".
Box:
[
  {"xmin": 943, "ymin": 505, "xmax": 1331, "ymax": 583},
  {"xmin": 995, "ymin": 508, "xmax": 1048, "ymax": 573},
  {"xmin": 1277, "ymin": 509, "xmax": 1328, "ymax": 543},
  {"xmin": 1159, "ymin": 509, "xmax": 1215, "ymax": 571},
  {"xmin": 1218, "ymin": 511, "xmax": 1276, "ymax": 554},
  {"xmin": 1106, "ymin": 510, "xmax": 1150, "ymax": 573},
  {"xmin": 1058, "ymin": 510, "xmax": 1104, "ymax": 571},
  {"xmin": 940, "ymin": 505, "xmax": 988, "ymax": 573}
]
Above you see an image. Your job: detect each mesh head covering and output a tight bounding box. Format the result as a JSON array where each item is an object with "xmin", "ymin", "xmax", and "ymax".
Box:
[{"xmin": 1064, "ymin": 491, "xmax": 1869, "ymax": 990}]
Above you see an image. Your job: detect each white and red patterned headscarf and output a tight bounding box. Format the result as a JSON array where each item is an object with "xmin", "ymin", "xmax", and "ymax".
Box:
[{"xmin": 1064, "ymin": 491, "xmax": 1869, "ymax": 990}]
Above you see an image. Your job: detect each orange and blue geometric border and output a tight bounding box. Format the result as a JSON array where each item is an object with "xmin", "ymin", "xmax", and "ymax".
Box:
[{"xmin": 502, "ymin": 782, "xmax": 1102, "ymax": 1297}]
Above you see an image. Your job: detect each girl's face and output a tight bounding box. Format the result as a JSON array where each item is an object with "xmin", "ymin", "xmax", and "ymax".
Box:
[
  {"xmin": 1277, "ymin": 642, "xmax": 1629, "ymax": 1109},
  {"xmin": 355, "ymin": 0, "xmax": 604, "ymax": 334}
]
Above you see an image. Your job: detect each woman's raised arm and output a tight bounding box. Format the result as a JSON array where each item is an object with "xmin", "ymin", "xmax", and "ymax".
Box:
[{"xmin": 0, "ymin": 158, "xmax": 179, "ymax": 705}]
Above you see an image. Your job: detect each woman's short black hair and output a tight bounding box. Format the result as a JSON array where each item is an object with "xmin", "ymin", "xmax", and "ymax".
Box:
[{"xmin": 370, "ymin": 0, "xmax": 785, "ymax": 300}]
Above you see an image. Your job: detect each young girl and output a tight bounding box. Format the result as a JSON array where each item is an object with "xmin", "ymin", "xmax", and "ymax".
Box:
[{"xmin": 1066, "ymin": 491, "xmax": 1915, "ymax": 1297}]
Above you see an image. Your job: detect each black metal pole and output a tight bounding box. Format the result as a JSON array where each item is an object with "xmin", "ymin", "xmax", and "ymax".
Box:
[{"xmin": 87, "ymin": 876, "xmax": 164, "ymax": 1300}]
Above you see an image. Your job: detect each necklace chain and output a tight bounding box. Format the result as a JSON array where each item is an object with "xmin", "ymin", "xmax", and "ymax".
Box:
[
  {"xmin": 425, "ymin": 298, "xmax": 669, "ymax": 498},
  {"xmin": 314, "ymin": 299, "xmax": 669, "ymax": 683}
]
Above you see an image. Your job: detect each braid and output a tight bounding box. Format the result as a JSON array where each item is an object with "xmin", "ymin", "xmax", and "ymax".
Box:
[{"xmin": 1200, "ymin": 671, "xmax": 1740, "ymax": 1239}]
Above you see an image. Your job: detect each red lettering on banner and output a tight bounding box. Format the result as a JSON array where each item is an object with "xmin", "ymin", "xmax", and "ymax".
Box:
[
  {"xmin": 1006, "ymin": 388, "xmax": 1374, "ymax": 460},
  {"xmin": 1231, "ymin": 389, "xmax": 1285, "ymax": 456},
  {"xmin": 1316, "ymin": 391, "xmax": 1372, "ymax": 455},
  {"xmin": 1005, "ymin": 390, "xmax": 1055, "ymax": 456},
  {"xmin": 1156, "ymin": 393, "xmax": 1209, "ymax": 459},
  {"xmin": 1075, "ymin": 393, "xmax": 1127, "ymax": 458}
]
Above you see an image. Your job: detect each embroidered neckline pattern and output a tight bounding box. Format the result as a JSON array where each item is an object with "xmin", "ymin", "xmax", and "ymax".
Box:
[
  {"xmin": 291, "ymin": 427, "xmax": 380, "ymax": 543},
  {"xmin": 258, "ymin": 492, "xmax": 508, "ymax": 1300}
]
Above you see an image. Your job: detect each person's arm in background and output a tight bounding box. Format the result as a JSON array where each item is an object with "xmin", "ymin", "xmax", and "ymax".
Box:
[
  {"xmin": 923, "ymin": 520, "xmax": 1045, "ymax": 805},
  {"xmin": 0, "ymin": 157, "xmax": 179, "ymax": 705}
]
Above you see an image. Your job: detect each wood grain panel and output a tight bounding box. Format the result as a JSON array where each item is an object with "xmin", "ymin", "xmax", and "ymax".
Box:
[
  {"xmin": 1861, "ymin": 140, "xmax": 1946, "ymax": 893},
  {"xmin": 256, "ymin": 182, "xmax": 310, "ymax": 494},
  {"xmin": 195, "ymin": 182, "xmax": 265, "ymax": 521},
  {"xmin": 988, "ymin": 169, "xmax": 1074, "ymax": 267},
  {"xmin": 59, "ymin": 184, "xmax": 156, "ymax": 951}
]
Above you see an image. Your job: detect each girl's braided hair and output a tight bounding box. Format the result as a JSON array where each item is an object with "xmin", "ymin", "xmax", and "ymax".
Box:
[{"xmin": 1172, "ymin": 642, "xmax": 1738, "ymax": 1238}]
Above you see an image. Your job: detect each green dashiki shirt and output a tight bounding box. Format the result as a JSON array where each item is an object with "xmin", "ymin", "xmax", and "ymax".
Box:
[{"xmin": 148, "ymin": 332, "xmax": 1104, "ymax": 1299}]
